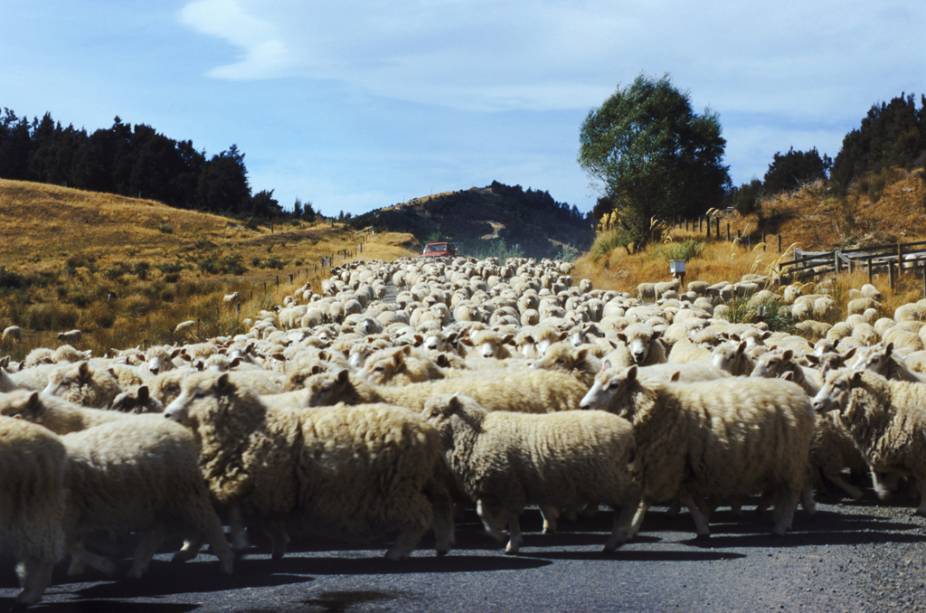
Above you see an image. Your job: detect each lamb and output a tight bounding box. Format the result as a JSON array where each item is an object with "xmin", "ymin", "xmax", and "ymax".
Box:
[
  {"xmin": 580, "ymin": 365, "xmax": 814, "ymax": 537},
  {"xmin": 711, "ymin": 341, "xmax": 754, "ymax": 376},
  {"xmin": 43, "ymin": 361, "xmax": 121, "ymax": 408},
  {"xmin": 667, "ymin": 338, "xmax": 712, "ymax": 363},
  {"xmin": 468, "ymin": 329, "xmax": 515, "ymax": 359},
  {"xmin": 853, "ymin": 343, "xmax": 926, "ymax": 382},
  {"xmin": 303, "ymin": 368, "xmax": 588, "ymax": 414},
  {"xmin": 529, "ymin": 342, "xmax": 601, "ymax": 385},
  {"xmin": 164, "ymin": 372, "xmax": 453, "ymax": 560},
  {"xmin": 0, "ymin": 415, "xmax": 67, "ymax": 606},
  {"xmin": 423, "ymin": 394, "xmax": 642, "ymax": 554},
  {"xmin": 812, "ymin": 370, "xmax": 926, "ymax": 513}
]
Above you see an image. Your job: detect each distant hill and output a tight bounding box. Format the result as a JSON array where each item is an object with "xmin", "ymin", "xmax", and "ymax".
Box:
[{"xmin": 350, "ymin": 181, "xmax": 594, "ymax": 259}]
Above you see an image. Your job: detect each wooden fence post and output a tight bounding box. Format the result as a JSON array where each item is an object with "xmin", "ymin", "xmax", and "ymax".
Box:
[
  {"xmin": 897, "ymin": 243, "xmax": 903, "ymax": 277},
  {"xmin": 867, "ymin": 257, "xmax": 873, "ymax": 283},
  {"xmin": 726, "ymin": 223, "xmax": 730, "ymax": 241},
  {"xmin": 888, "ymin": 261, "xmax": 895, "ymax": 290},
  {"xmin": 922, "ymin": 263, "xmax": 926, "ymax": 298},
  {"xmin": 834, "ymin": 251, "xmax": 840, "ymax": 274},
  {"xmin": 715, "ymin": 218, "xmax": 721, "ymax": 238},
  {"xmin": 777, "ymin": 233, "xmax": 782, "ymax": 253}
]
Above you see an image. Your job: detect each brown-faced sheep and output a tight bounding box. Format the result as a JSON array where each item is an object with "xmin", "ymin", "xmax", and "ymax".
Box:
[
  {"xmin": 165, "ymin": 372, "xmax": 454, "ymax": 560},
  {"xmin": 0, "ymin": 415, "xmax": 67, "ymax": 606},
  {"xmin": 812, "ymin": 370, "xmax": 926, "ymax": 513},
  {"xmin": 580, "ymin": 365, "xmax": 814, "ymax": 537},
  {"xmin": 423, "ymin": 394, "xmax": 641, "ymax": 554}
]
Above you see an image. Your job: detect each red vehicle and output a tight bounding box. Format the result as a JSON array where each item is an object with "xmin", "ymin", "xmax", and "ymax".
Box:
[{"xmin": 421, "ymin": 241, "xmax": 456, "ymax": 258}]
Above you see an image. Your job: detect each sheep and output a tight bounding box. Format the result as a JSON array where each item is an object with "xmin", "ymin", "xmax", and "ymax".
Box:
[
  {"xmin": 812, "ymin": 370, "xmax": 926, "ymax": 513},
  {"xmin": 304, "ymin": 368, "xmax": 588, "ymax": 414},
  {"xmin": 2, "ymin": 324, "xmax": 22, "ymax": 343},
  {"xmin": 667, "ymin": 338, "xmax": 712, "ymax": 363},
  {"xmin": 223, "ymin": 291, "xmax": 241, "ymax": 305},
  {"xmin": 57, "ymin": 329, "xmax": 82, "ymax": 344},
  {"xmin": 110, "ymin": 385, "xmax": 164, "ymax": 414},
  {"xmin": 468, "ymin": 329, "xmax": 514, "ymax": 359},
  {"xmin": 580, "ymin": 365, "xmax": 814, "ymax": 537},
  {"xmin": 42, "ymin": 361, "xmax": 121, "ymax": 408},
  {"xmin": 617, "ymin": 323, "xmax": 666, "ymax": 366},
  {"xmin": 359, "ymin": 346, "xmax": 446, "ymax": 385},
  {"xmin": 164, "ymin": 372, "xmax": 453, "ymax": 560},
  {"xmin": 529, "ymin": 342, "xmax": 602, "ymax": 385},
  {"xmin": 750, "ymin": 349, "xmax": 821, "ymax": 395},
  {"xmin": 174, "ymin": 320, "xmax": 197, "ymax": 336},
  {"xmin": 0, "ymin": 415, "xmax": 67, "ymax": 606},
  {"xmin": 0, "ymin": 391, "xmax": 126, "ymax": 433},
  {"xmin": 852, "ymin": 343, "xmax": 926, "ymax": 382},
  {"xmin": 423, "ymin": 394, "xmax": 642, "ymax": 554},
  {"xmin": 711, "ymin": 341, "xmax": 754, "ymax": 376}
]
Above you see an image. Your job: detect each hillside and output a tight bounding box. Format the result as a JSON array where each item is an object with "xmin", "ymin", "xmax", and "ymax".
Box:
[
  {"xmin": 350, "ymin": 181, "xmax": 593, "ymax": 259},
  {"xmin": 0, "ymin": 179, "xmax": 414, "ymax": 357}
]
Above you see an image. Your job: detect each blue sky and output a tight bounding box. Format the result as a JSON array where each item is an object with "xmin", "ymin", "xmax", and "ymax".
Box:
[{"xmin": 2, "ymin": 1, "xmax": 924, "ymax": 215}]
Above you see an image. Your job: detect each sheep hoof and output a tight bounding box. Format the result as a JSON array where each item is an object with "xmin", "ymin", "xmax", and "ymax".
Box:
[
  {"xmin": 435, "ymin": 548, "xmax": 449, "ymax": 557},
  {"xmin": 220, "ymin": 559, "xmax": 234, "ymax": 575},
  {"xmin": 915, "ymin": 508, "xmax": 926, "ymax": 517},
  {"xmin": 503, "ymin": 543, "xmax": 519, "ymax": 556}
]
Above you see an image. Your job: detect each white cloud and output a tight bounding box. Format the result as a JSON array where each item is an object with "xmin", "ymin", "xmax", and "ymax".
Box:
[{"xmin": 178, "ymin": 0, "xmax": 926, "ymax": 120}]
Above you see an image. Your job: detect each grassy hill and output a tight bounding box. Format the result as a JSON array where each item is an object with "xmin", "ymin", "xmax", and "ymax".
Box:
[
  {"xmin": 0, "ymin": 179, "xmax": 414, "ymax": 358},
  {"xmin": 350, "ymin": 182, "xmax": 593, "ymax": 259}
]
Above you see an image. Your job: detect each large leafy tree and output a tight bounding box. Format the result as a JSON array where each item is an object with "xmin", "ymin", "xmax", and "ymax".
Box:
[
  {"xmin": 763, "ymin": 147, "xmax": 830, "ymax": 196},
  {"xmin": 579, "ymin": 75, "xmax": 730, "ymax": 244}
]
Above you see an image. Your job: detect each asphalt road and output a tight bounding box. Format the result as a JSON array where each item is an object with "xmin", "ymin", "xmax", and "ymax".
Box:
[{"xmin": 4, "ymin": 498, "xmax": 926, "ymax": 612}]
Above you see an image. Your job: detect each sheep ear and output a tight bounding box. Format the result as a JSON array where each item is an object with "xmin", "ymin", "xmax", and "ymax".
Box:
[
  {"xmin": 195, "ymin": 361, "xmax": 205, "ymax": 371},
  {"xmin": 782, "ymin": 349, "xmax": 793, "ymax": 361},
  {"xmin": 850, "ymin": 371, "xmax": 863, "ymax": 386},
  {"xmin": 435, "ymin": 354, "xmax": 451, "ymax": 368},
  {"xmin": 737, "ymin": 341, "xmax": 747, "ymax": 355},
  {"xmin": 26, "ymin": 391, "xmax": 42, "ymax": 415},
  {"xmin": 781, "ymin": 371, "xmax": 795, "ymax": 381},
  {"xmin": 884, "ymin": 342, "xmax": 893, "ymax": 357},
  {"xmin": 842, "ymin": 347, "xmax": 857, "ymax": 360},
  {"xmin": 503, "ymin": 334, "xmax": 514, "ymax": 344},
  {"xmin": 413, "ymin": 334, "xmax": 424, "ymax": 347},
  {"xmin": 601, "ymin": 359, "xmax": 613, "ymax": 372},
  {"xmin": 229, "ymin": 357, "xmax": 242, "ymax": 368},
  {"xmin": 107, "ymin": 367, "xmax": 117, "ymax": 378},
  {"xmin": 137, "ymin": 386, "xmax": 149, "ymax": 402},
  {"xmin": 336, "ymin": 369, "xmax": 350, "ymax": 383},
  {"xmin": 447, "ymin": 394, "xmax": 463, "ymax": 413},
  {"xmin": 78, "ymin": 361, "xmax": 90, "ymax": 379},
  {"xmin": 318, "ymin": 350, "xmax": 330, "ymax": 362},
  {"xmin": 805, "ymin": 354, "xmax": 820, "ymax": 366},
  {"xmin": 670, "ymin": 371, "xmax": 681, "ymax": 382},
  {"xmin": 761, "ymin": 331, "xmax": 772, "ymax": 340},
  {"xmin": 575, "ymin": 348, "xmax": 588, "ymax": 362},
  {"xmin": 169, "ymin": 348, "xmax": 182, "ymax": 359},
  {"xmin": 616, "ymin": 333, "xmax": 627, "ymax": 344},
  {"xmin": 625, "ymin": 365, "xmax": 638, "ymax": 382},
  {"xmin": 401, "ymin": 345, "xmax": 412, "ymax": 356},
  {"xmin": 310, "ymin": 365, "xmax": 324, "ymax": 375}
]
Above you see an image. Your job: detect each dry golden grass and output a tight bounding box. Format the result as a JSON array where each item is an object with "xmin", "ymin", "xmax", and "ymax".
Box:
[{"xmin": 0, "ymin": 179, "xmax": 415, "ymax": 359}]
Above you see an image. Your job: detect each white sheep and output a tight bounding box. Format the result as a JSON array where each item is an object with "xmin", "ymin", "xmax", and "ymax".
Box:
[
  {"xmin": 812, "ymin": 370, "xmax": 926, "ymax": 513},
  {"xmin": 56, "ymin": 329, "xmax": 82, "ymax": 344},
  {"xmin": 423, "ymin": 394, "xmax": 641, "ymax": 554},
  {"xmin": 0, "ymin": 415, "xmax": 67, "ymax": 606},
  {"xmin": 2, "ymin": 325, "xmax": 22, "ymax": 343},
  {"xmin": 580, "ymin": 365, "xmax": 814, "ymax": 537},
  {"xmin": 165, "ymin": 372, "xmax": 454, "ymax": 560}
]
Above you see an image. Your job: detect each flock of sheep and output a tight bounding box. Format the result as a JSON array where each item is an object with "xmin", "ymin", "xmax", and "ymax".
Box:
[{"xmin": 2, "ymin": 255, "xmax": 926, "ymax": 606}]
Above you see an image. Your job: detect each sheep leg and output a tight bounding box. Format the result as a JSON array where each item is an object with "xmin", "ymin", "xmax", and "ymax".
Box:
[
  {"xmin": 916, "ymin": 478, "xmax": 926, "ymax": 516},
  {"xmin": 771, "ymin": 489, "xmax": 799, "ymax": 535},
  {"xmin": 871, "ymin": 469, "xmax": 900, "ymax": 501},
  {"xmin": 476, "ymin": 499, "xmax": 507, "ymax": 543},
  {"xmin": 67, "ymin": 543, "xmax": 118, "ymax": 577},
  {"xmin": 228, "ymin": 505, "xmax": 250, "ymax": 552},
  {"xmin": 800, "ymin": 486, "xmax": 817, "ymax": 516},
  {"xmin": 540, "ymin": 505, "xmax": 559, "ymax": 534},
  {"xmin": 604, "ymin": 501, "xmax": 638, "ymax": 552},
  {"xmin": 385, "ymin": 523, "xmax": 428, "ymax": 561},
  {"xmin": 504, "ymin": 513, "xmax": 523, "ymax": 555},
  {"xmin": 16, "ymin": 557, "xmax": 55, "ymax": 606},
  {"xmin": 263, "ymin": 521, "xmax": 290, "ymax": 562},
  {"xmin": 129, "ymin": 526, "xmax": 166, "ymax": 579},
  {"xmin": 681, "ymin": 494, "xmax": 710, "ymax": 537},
  {"xmin": 826, "ymin": 472, "xmax": 864, "ymax": 501},
  {"xmin": 184, "ymin": 501, "xmax": 235, "ymax": 573},
  {"xmin": 429, "ymin": 492, "xmax": 455, "ymax": 557},
  {"xmin": 629, "ymin": 501, "xmax": 649, "ymax": 537}
]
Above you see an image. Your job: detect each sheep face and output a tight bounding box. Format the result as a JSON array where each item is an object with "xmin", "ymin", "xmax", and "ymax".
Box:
[
  {"xmin": 750, "ymin": 349, "xmax": 795, "ymax": 379},
  {"xmin": 579, "ymin": 365, "xmax": 638, "ymax": 413},
  {"xmin": 811, "ymin": 369, "xmax": 862, "ymax": 414},
  {"xmin": 111, "ymin": 385, "xmax": 162, "ymax": 414},
  {"xmin": 851, "ymin": 343, "xmax": 893, "ymax": 376},
  {"xmin": 0, "ymin": 390, "xmax": 42, "ymax": 421},
  {"xmin": 164, "ymin": 372, "xmax": 236, "ymax": 426},
  {"xmin": 617, "ymin": 326, "xmax": 655, "ymax": 365},
  {"xmin": 531, "ymin": 343, "xmax": 589, "ymax": 375},
  {"xmin": 711, "ymin": 341, "xmax": 749, "ymax": 375},
  {"xmin": 360, "ymin": 347, "xmax": 411, "ymax": 384},
  {"xmin": 304, "ymin": 370, "xmax": 354, "ymax": 407},
  {"xmin": 43, "ymin": 361, "xmax": 119, "ymax": 407}
]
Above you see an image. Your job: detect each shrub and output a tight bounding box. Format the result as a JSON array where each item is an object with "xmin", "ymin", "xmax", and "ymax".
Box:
[
  {"xmin": 591, "ymin": 228, "xmax": 636, "ymax": 259},
  {"xmin": 24, "ymin": 303, "xmax": 79, "ymax": 331},
  {"xmin": 104, "ymin": 262, "xmax": 131, "ymax": 280},
  {"xmin": 157, "ymin": 262, "xmax": 183, "ymax": 275},
  {"xmin": 197, "ymin": 253, "xmax": 246, "ymax": 275},
  {"xmin": 0, "ymin": 267, "xmax": 26, "ymax": 290},
  {"xmin": 158, "ymin": 222, "xmax": 174, "ymax": 234},
  {"xmin": 658, "ymin": 239, "xmax": 704, "ymax": 263},
  {"xmin": 92, "ymin": 308, "xmax": 116, "ymax": 329},
  {"xmin": 265, "ymin": 256, "xmax": 285, "ymax": 269},
  {"xmin": 133, "ymin": 261, "xmax": 151, "ymax": 280}
]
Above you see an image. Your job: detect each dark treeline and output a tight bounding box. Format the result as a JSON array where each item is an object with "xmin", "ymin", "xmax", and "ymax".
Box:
[
  {"xmin": 488, "ymin": 181, "xmax": 588, "ymax": 224},
  {"xmin": 0, "ymin": 108, "xmax": 318, "ymax": 219},
  {"xmin": 727, "ymin": 93, "xmax": 926, "ymax": 214}
]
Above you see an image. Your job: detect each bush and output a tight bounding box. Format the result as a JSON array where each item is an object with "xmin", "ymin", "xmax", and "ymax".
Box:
[
  {"xmin": 133, "ymin": 261, "xmax": 151, "ymax": 280},
  {"xmin": 0, "ymin": 267, "xmax": 25, "ymax": 290},
  {"xmin": 104, "ymin": 262, "xmax": 131, "ymax": 280},
  {"xmin": 158, "ymin": 222, "xmax": 174, "ymax": 234},
  {"xmin": 197, "ymin": 253, "xmax": 246, "ymax": 275},
  {"xmin": 157, "ymin": 262, "xmax": 183, "ymax": 275},
  {"xmin": 590, "ymin": 228, "xmax": 636, "ymax": 259},
  {"xmin": 265, "ymin": 256, "xmax": 285, "ymax": 269},
  {"xmin": 658, "ymin": 239, "xmax": 703, "ymax": 263},
  {"xmin": 23, "ymin": 303, "xmax": 79, "ymax": 331},
  {"xmin": 92, "ymin": 308, "xmax": 116, "ymax": 329}
]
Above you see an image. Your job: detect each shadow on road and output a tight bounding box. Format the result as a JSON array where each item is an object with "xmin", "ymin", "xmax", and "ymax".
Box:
[
  {"xmin": 269, "ymin": 554, "xmax": 551, "ymax": 576},
  {"xmin": 1, "ymin": 598, "xmax": 198, "ymax": 613},
  {"xmin": 530, "ymin": 549, "xmax": 745, "ymax": 562}
]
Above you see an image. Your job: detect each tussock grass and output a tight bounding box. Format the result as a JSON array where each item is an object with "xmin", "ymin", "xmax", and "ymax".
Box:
[{"xmin": 0, "ymin": 179, "xmax": 414, "ymax": 358}]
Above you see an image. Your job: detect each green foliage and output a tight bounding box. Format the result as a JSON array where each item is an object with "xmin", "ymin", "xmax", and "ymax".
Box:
[
  {"xmin": 832, "ymin": 93, "xmax": 926, "ymax": 194},
  {"xmin": 590, "ymin": 228, "xmax": 636, "ymax": 259},
  {"xmin": 724, "ymin": 297, "xmax": 794, "ymax": 333},
  {"xmin": 558, "ymin": 244, "xmax": 581, "ymax": 262},
  {"xmin": 158, "ymin": 222, "xmax": 174, "ymax": 234},
  {"xmin": 0, "ymin": 267, "xmax": 26, "ymax": 290},
  {"xmin": 763, "ymin": 147, "xmax": 830, "ymax": 195},
  {"xmin": 459, "ymin": 239, "xmax": 524, "ymax": 262},
  {"xmin": 579, "ymin": 74, "xmax": 730, "ymax": 245},
  {"xmin": 133, "ymin": 261, "xmax": 150, "ymax": 280},
  {"xmin": 657, "ymin": 239, "xmax": 703, "ymax": 262}
]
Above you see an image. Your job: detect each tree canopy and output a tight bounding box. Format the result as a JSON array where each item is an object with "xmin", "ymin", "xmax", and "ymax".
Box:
[
  {"xmin": 579, "ymin": 75, "xmax": 730, "ymax": 244},
  {"xmin": 763, "ymin": 147, "xmax": 830, "ymax": 196}
]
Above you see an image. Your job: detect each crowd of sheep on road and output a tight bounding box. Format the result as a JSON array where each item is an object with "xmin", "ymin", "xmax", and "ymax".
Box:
[{"xmin": 2, "ymin": 255, "xmax": 926, "ymax": 606}]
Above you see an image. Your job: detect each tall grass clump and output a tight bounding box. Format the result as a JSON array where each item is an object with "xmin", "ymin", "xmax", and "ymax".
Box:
[{"xmin": 657, "ymin": 239, "xmax": 703, "ymax": 262}]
